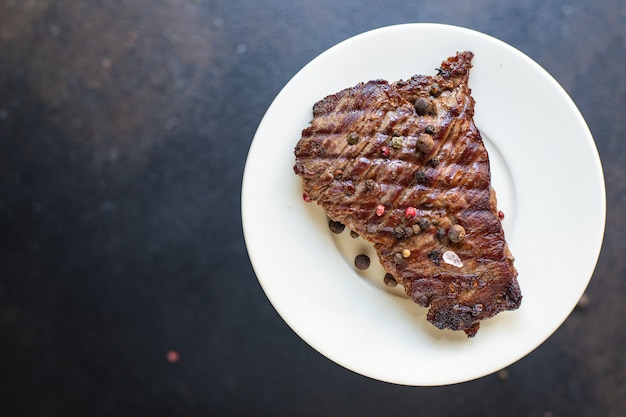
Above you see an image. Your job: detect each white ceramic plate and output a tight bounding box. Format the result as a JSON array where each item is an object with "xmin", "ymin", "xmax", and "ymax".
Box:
[{"xmin": 241, "ymin": 24, "xmax": 605, "ymax": 386}]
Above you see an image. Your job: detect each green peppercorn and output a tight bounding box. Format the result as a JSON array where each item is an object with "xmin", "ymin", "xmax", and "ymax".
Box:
[
  {"xmin": 347, "ymin": 132, "xmax": 360, "ymax": 145},
  {"xmin": 390, "ymin": 136, "xmax": 403, "ymax": 149}
]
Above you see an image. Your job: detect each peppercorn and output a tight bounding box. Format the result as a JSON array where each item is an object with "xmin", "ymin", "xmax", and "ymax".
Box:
[
  {"xmin": 498, "ymin": 210, "xmax": 505, "ymax": 220},
  {"xmin": 390, "ymin": 136, "xmax": 403, "ymax": 149},
  {"xmin": 350, "ymin": 230, "xmax": 359, "ymax": 238},
  {"xmin": 403, "ymin": 226, "xmax": 414, "ymax": 238},
  {"xmin": 328, "ymin": 220, "xmax": 345, "ymax": 234},
  {"xmin": 429, "ymin": 156, "xmax": 440, "ymax": 167},
  {"xmin": 405, "ymin": 206, "xmax": 417, "ymax": 219},
  {"xmin": 416, "ymin": 133, "xmax": 434, "ymax": 153},
  {"xmin": 380, "ymin": 145, "xmax": 390, "ymax": 157},
  {"xmin": 383, "ymin": 273, "xmax": 397, "ymax": 287},
  {"xmin": 333, "ymin": 169, "xmax": 343, "ymax": 179},
  {"xmin": 435, "ymin": 227, "xmax": 446, "ymax": 240},
  {"xmin": 394, "ymin": 252, "xmax": 404, "ymax": 264},
  {"xmin": 402, "ymin": 249, "xmax": 411, "ymax": 258},
  {"xmin": 347, "ymin": 132, "xmax": 360, "ymax": 145},
  {"xmin": 412, "ymin": 224, "xmax": 422, "ymax": 235},
  {"xmin": 414, "ymin": 98, "xmax": 432, "ymax": 116},
  {"xmin": 415, "ymin": 170, "xmax": 427, "ymax": 184},
  {"xmin": 302, "ymin": 193, "xmax": 312, "ymax": 202},
  {"xmin": 428, "ymin": 249, "xmax": 441, "ymax": 265},
  {"xmin": 394, "ymin": 226, "xmax": 406, "ymax": 239},
  {"xmin": 424, "ymin": 124, "xmax": 436, "ymax": 135},
  {"xmin": 365, "ymin": 179, "xmax": 376, "ymax": 191},
  {"xmin": 418, "ymin": 218, "xmax": 430, "ymax": 230},
  {"xmin": 429, "ymin": 83, "xmax": 441, "ymax": 97},
  {"xmin": 448, "ymin": 224, "xmax": 466, "ymax": 243},
  {"xmin": 354, "ymin": 254, "xmax": 370, "ymax": 270},
  {"xmin": 375, "ymin": 203, "xmax": 385, "ymax": 216}
]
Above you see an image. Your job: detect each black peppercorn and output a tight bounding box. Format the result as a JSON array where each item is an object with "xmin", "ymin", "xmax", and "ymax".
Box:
[
  {"xmin": 354, "ymin": 254, "xmax": 370, "ymax": 270},
  {"xmin": 428, "ymin": 249, "xmax": 441, "ymax": 265},
  {"xmin": 425, "ymin": 124, "xmax": 436, "ymax": 135},
  {"xmin": 415, "ymin": 170, "xmax": 427, "ymax": 184},
  {"xmin": 394, "ymin": 226, "xmax": 406, "ymax": 239},
  {"xmin": 418, "ymin": 218, "xmax": 430, "ymax": 230},
  {"xmin": 328, "ymin": 220, "xmax": 345, "ymax": 234},
  {"xmin": 414, "ymin": 98, "xmax": 432, "ymax": 116},
  {"xmin": 394, "ymin": 252, "xmax": 405, "ymax": 264},
  {"xmin": 384, "ymin": 273, "xmax": 397, "ymax": 287}
]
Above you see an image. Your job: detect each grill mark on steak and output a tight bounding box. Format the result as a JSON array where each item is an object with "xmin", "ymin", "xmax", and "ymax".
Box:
[{"xmin": 294, "ymin": 51, "xmax": 521, "ymax": 337}]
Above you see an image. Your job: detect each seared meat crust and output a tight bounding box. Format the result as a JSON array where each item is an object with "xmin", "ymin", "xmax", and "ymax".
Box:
[{"xmin": 293, "ymin": 52, "xmax": 521, "ymax": 337}]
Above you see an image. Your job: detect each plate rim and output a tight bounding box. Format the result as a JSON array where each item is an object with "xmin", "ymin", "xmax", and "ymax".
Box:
[{"xmin": 241, "ymin": 23, "xmax": 606, "ymax": 386}]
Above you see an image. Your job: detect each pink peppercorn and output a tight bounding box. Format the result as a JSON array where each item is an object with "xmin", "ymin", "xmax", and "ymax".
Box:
[
  {"xmin": 381, "ymin": 145, "xmax": 390, "ymax": 157},
  {"xmin": 303, "ymin": 193, "xmax": 311, "ymax": 202},
  {"xmin": 405, "ymin": 206, "xmax": 417, "ymax": 219},
  {"xmin": 498, "ymin": 210, "xmax": 505, "ymax": 220},
  {"xmin": 376, "ymin": 204, "xmax": 385, "ymax": 216}
]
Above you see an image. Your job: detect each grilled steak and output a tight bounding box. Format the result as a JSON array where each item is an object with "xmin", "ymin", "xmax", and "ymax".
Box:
[{"xmin": 293, "ymin": 51, "xmax": 521, "ymax": 337}]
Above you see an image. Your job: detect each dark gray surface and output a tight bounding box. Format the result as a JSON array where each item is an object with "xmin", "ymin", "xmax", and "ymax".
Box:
[{"xmin": 1, "ymin": 1, "xmax": 624, "ymax": 416}]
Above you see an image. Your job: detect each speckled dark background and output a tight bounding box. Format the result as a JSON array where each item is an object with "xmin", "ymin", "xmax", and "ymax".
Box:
[{"xmin": 1, "ymin": 1, "xmax": 624, "ymax": 416}]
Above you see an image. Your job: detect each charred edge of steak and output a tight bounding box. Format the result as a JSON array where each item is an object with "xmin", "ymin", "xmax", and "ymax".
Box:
[{"xmin": 425, "ymin": 277, "xmax": 522, "ymax": 337}]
